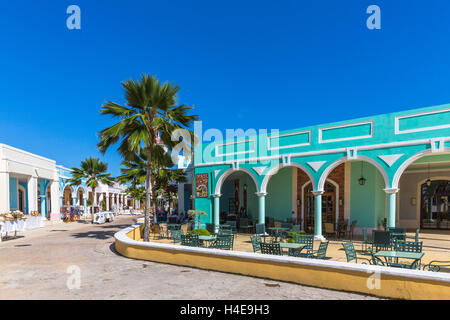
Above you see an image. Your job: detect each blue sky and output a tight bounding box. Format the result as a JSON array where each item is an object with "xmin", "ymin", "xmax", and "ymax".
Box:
[{"xmin": 1, "ymin": 0, "xmax": 450, "ymax": 176}]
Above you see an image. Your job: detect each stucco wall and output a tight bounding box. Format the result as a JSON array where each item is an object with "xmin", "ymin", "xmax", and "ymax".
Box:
[{"xmin": 266, "ymin": 167, "xmax": 293, "ymax": 221}]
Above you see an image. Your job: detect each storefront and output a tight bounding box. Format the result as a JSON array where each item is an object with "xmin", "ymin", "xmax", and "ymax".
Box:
[{"xmin": 194, "ymin": 103, "xmax": 450, "ymax": 239}]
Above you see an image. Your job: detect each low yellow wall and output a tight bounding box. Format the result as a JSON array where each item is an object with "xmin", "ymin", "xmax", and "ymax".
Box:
[{"xmin": 116, "ymin": 225, "xmax": 450, "ymax": 300}]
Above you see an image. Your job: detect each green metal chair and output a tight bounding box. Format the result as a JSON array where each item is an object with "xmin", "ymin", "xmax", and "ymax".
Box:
[
  {"xmin": 367, "ymin": 247, "xmax": 386, "ymax": 266},
  {"xmin": 250, "ymin": 235, "xmax": 262, "ymax": 253},
  {"xmin": 342, "ymin": 241, "xmax": 372, "ymax": 264},
  {"xmin": 394, "ymin": 240, "xmax": 423, "ymax": 253},
  {"xmin": 260, "ymin": 242, "xmax": 282, "ymax": 256},
  {"xmin": 171, "ymin": 229, "xmax": 184, "ymax": 243},
  {"xmin": 292, "ymin": 234, "xmax": 314, "ymax": 258},
  {"xmin": 313, "ymin": 241, "xmax": 329, "ymax": 259},
  {"xmin": 210, "ymin": 234, "xmax": 233, "ymax": 250},
  {"xmin": 225, "ymin": 221, "xmax": 237, "ymax": 233},
  {"xmin": 255, "ymin": 223, "xmax": 271, "ymax": 242},
  {"xmin": 181, "ymin": 234, "xmax": 200, "ymax": 247}
]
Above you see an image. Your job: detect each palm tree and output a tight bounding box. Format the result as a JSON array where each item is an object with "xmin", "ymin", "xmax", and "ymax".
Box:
[
  {"xmin": 125, "ymin": 185, "xmax": 146, "ymax": 208},
  {"xmin": 68, "ymin": 157, "xmax": 115, "ymax": 223},
  {"xmin": 98, "ymin": 74, "xmax": 198, "ymax": 241}
]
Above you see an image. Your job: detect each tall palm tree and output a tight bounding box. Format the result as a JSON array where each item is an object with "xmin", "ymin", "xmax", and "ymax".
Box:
[
  {"xmin": 97, "ymin": 74, "xmax": 198, "ymax": 241},
  {"xmin": 68, "ymin": 157, "xmax": 115, "ymax": 222}
]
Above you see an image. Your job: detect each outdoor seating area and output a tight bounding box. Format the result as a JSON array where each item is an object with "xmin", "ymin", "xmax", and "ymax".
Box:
[{"xmin": 146, "ymin": 220, "xmax": 450, "ymax": 273}]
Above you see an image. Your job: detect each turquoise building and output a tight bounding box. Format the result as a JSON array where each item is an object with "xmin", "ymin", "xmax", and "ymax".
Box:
[{"xmin": 194, "ymin": 104, "xmax": 450, "ymax": 238}]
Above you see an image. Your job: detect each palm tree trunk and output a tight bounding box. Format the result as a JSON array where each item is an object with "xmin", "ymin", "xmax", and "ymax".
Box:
[
  {"xmin": 92, "ymin": 187, "xmax": 96, "ymax": 224},
  {"xmin": 144, "ymin": 145, "xmax": 152, "ymax": 242}
]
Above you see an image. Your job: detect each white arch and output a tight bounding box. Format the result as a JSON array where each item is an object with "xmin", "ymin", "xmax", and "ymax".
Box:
[
  {"xmin": 214, "ymin": 167, "xmax": 259, "ymax": 195},
  {"xmin": 392, "ymin": 148, "xmax": 450, "ymax": 189},
  {"xmin": 261, "ymin": 163, "xmax": 315, "ymax": 194},
  {"xmin": 75, "ymin": 185, "xmax": 87, "ymax": 194},
  {"xmin": 318, "ymin": 156, "xmax": 389, "ymax": 191}
]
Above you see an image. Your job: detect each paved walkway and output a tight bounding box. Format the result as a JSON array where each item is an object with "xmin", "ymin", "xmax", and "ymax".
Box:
[{"xmin": 0, "ymin": 216, "xmax": 378, "ymax": 300}]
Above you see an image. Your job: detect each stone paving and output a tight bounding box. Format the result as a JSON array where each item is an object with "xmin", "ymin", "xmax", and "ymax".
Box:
[{"xmin": 0, "ymin": 216, "xmax": 379, "ymax": 300}]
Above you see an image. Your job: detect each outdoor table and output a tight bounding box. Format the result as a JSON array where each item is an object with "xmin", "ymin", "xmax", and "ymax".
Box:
[
  {"xmin": 198, "ymin": 235, "xmax": 216, "ymax": 247},
  {"xmin": 375, "ymin": 250, "xmax": 424, "ymax": 269},
  {"xmin": 278, "ymin": 243, "xmax": 307, "ymax": 256},
  {"xmin": 268, "ymin": 227, "xmax": 289, "ymax": 242}
]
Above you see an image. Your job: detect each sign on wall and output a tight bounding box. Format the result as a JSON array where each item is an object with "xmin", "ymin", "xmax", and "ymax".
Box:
[{"xmin": 195, "ymin": 173, "xmax": 209, "ymax": 198}]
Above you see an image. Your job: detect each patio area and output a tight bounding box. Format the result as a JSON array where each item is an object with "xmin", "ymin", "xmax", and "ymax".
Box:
[{"xmin": 147, "ymin": 225, "xmax": 450, "ymax": 269}]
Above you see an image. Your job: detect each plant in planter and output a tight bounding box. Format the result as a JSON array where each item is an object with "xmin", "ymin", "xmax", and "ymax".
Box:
[{"xmin": 188, "ymin": 228, "xmax": 210, "ymax": 237}]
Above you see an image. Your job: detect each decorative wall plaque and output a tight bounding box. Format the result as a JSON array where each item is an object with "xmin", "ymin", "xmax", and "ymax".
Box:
[{"xmin": 195, "ymin": 173, "xmax": 209, "ymax": 198}]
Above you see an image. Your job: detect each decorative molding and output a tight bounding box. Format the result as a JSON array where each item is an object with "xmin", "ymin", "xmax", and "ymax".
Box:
[
  {"xmin": 319, "ymin": 121, "xmax": 374, "ymax": 144},
  {"xmin": 267, "ymin": 130, "xmax": 311, "ymax": 151},
  {"xmin": 346, "ymin": 148, "xmax": 357, "ymax": 160},
  {"xmin": 395, "ymin": 108, "xmax": 450, "ymax": 134},
  {"xmin": 252, "ymin": 166, "xmax": 267, "ymax": 175},
  {"xmin": 215, "ymin": 138, "xmax": 256, "ymax": 157},
  {"xmin": 431, "ymin": 138, "xmax": 445, "ymax": 153},
  {"xmin": 378, "ymin": 154, "xmax": 404, "ymax": 167},
  {"xmin": 306, "ymin": 161, "xmax": 327, "ymax": 172},
  {"xmin": 384, "ymin": 188, "xmax": 399, "ymax": 194},
  {"xmin": 214, "ymin": 170, "xmax": 221, "ymax": 178}
]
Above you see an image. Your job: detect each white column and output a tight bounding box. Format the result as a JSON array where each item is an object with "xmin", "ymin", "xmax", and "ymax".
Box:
[
  {"xmin": 27, "ymin": 176, "xmax": 38, "ymax": 213},
  {"xmin": 50, "ymin": 180, "xmax": 60, "ymax": 220},
  {"xmin": 0, "ymin": 171, "xmax": 10, "ymax": 213},
  {"xmin": 106, "ymin": 192, "xmax": 110, "ymax": 211}
]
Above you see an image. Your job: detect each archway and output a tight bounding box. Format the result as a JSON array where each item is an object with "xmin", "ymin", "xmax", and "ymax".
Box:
[
  {"xmin": 396, "ymin": 151, "xmax": 450, "ymax": 230},
  {"xmin": 216, "ymin": 169, "xmax": 259, "ymax": 223},
  {"xmin": 63, "ymin": 185, "xmax": 73, "ymax": 207}
]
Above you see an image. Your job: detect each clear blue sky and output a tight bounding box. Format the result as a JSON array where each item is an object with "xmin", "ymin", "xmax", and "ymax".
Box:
[{"xmin": 1, "ymin": 0, "xmax": 449, "ymax": 176}]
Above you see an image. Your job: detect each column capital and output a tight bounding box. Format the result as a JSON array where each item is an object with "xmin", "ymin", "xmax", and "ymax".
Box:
[
  {"xmin": 256, "ymin": 192, "xmax": 267, "ymax": 197},
  {"xmin": 312, "ymin": 191, "xmax": 324, "ymax": 196},
  {"xmin": 384, "ymin": 188, "xmax": 399, "ymax": 194},
  {"xmin": 211, "ymin": 194, "xmax": 221, "ymax": 198}
]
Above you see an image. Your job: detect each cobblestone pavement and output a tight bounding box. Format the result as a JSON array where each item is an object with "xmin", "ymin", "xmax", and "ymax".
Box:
[{"xmin": 0, "ymin": 216, "xmax": 379, "ymax": 300}]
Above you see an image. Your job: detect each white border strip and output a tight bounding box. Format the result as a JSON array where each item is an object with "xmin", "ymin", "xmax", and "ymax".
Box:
[
  {"xmin": 395, "ymin": 108, "xmax": 450, "ymax": 134},
  {"xmin": 268, "ymin": 130, "xmax": 311, "ymax": 151},
  {"xmin": 215, "ymin": 138, "xmax": 256, "ymax": 157},
  {"xmin": 115, "ymin": 224, "xmax": 450, "ymax": 283},
  {"xmin": 319, "ymin": 121, "xmax": 374, "ymax": 144}
]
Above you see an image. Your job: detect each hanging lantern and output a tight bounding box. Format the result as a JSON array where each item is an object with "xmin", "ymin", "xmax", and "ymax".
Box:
[{"xmin": 358, "ymin": 162, "xmax": 366, "ymax": 186}]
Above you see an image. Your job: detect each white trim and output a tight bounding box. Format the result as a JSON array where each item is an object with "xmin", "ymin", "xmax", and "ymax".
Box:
[
  {"xmin": 0, "ymin": 143, "xmax": 56, "ymax": 164},
  {"xmin": 267, "ymin": 130, "xmax": 311, "ymax": 151},
  {"xmin": 1, "ymin": 157, "xmax": 55, "ymax": 173},
  {"xmin": 395, "ymin": 108, "xmax": 450, "ymax": 134},
  {"xmin": 392, "ymin": 148, "xmax": 450, "ymax": 189},
  {"xmin": 115, "ymin": 224, "xmax": 450, "ymax": 283},
  {"xmin": 319, "ymin": 121, "xmax": 374, "ymax": 144},
  {"xmin": 344, "ymin": 162, "xmax": 351, "ymax": 220},
  {"xmin": 195, "ymin": 136, "xmax": 450, "ymax": 168},
  {"xmin": 318, "ymin": 156, "xmax": 389, "ymax": 192},
  {"xmin": 215, "ymin": 138, "xmax": 256, "ymax": 157},
  {"xmin": 261, "ymin": 163, "xmax": 315, "ymax": 193}
]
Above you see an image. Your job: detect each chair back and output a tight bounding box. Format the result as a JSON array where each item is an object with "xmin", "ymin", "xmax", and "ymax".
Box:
[
  {"xmin": 260, "ymin": 242, "xmax": 282, "ymax": 256},
  {"xmin": 387, "ymin": 227, "xmax": 406, "ymax": 234},
  {"xmin": 171, "ymin": 229, "xmax": 183, "ymax": 243},
  {"xmin": 373, "ymin": 230, "xmax": 392, "ymax": 250},
  {"xmin": 415, "ymin": 229, "xmax": 420, "ymax": 242},
  {"xmin": 218, "ymin": 228, "xmax": 233, "ymax": 235},
  {"xmin": 250, "ymin": 235, "xmax": 262, "ymax": 252},
  {"xmin": 294, "ymin": 234, "xmax": 314, "ymax": 252},
  {"xmin": 316, "ymin": 241, "xmax": 329, "ymax": 259},
  {"xmin": 255, "ymin": 223, "xmax": 265, "ymax": 235},
  {"xmin": 342, "ymin": 241, "xmax": 357, "ymax": 263},
  {"xmin": 212, "ymin": 234, "xmax": 233, "ymax": 250},
  {"xmin": 181, "ymin": 234, "xmax": 200, "ymax": 247},
  {"xmin": 394, "ymin": 240, "xmax": 423, "ymax": 253}
]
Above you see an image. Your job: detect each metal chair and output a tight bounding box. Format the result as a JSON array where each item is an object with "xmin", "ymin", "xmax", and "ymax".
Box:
[
  {"xmin": 225, "ymin": 221, "xmax": 237, "ymax": 233},
  {"xmin": 181, "ymin": 234, "xmax": 200, "ymax": 247},
  {"xmin": 313, "ymin": 241, "xmax": 329, "ymax": 259},
  {"xmin": 171, "ymin": 229, "xmax": 184, "ymax": 243},
  {"xmin": 250, "ymin": 235, "xmax": 262, "ymax": 253},
  {"xmin": 324, "ymin": 223, "xmax": 337, "ymax": 239},
  {"xmin": 210, "ymin": 234, "xmax": 233, "ymax": 250},
  {"xmin": 255, "ymin": 223, "xmax": 271, "ymax": 242},
  {"xmin": 362, "ymin": 228, "xmax": 373, "ymax": 252},
  {"xmin": 342, "ymin": 241, "xmax": 372, "ymax": 264},
  {"xmin": 260, "ymin": 242, "xmax": 282, "ymax": 256},
  {"xmin": 372, "ymin": 230, "xmax": 392, "ymax": 252},
  {"xmin": 292, "ymin": 234, "xmax": 314, "ymax": 258},
  {"xmin": 423, "ymin": 261, "xmax": 450, "ymax": 272},
  {"xmin": 394, "ymin": 240, "xmax": 423, "ymax": 253},
  {"xmin": 367, "ymin": 247, "xmax": 386, "ymax": 266}
]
